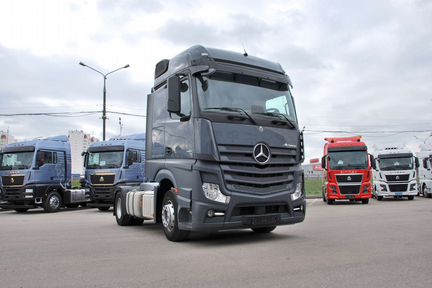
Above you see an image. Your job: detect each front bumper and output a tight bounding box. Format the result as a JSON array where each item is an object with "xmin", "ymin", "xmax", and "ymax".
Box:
[
  {"xmin": 374, "ymin": 180, "xmax": 417, "ymax": 196},
  {"xmin": 326, "ymin": 183, "xmax": 373, "ymax": 200}
]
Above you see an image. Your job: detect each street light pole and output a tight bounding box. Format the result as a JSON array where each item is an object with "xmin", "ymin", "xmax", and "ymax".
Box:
[{"xmin": 79, "ymin": 62, "xmax": 129, "ymax": 141}]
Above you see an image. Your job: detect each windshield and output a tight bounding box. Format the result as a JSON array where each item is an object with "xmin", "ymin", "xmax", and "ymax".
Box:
[
  {"xmin": 0, "ymin": 152, "xmax": 34, "ymax": 170},
  {"xmin": 87, "ymin": 151, "xmax": 124, "ymax": 169},
  {"xmin": 378, "ymin": 157, "xmax": 413, "ymax": 171},
  {"xmin": 329, "ymin": 151, "xmax": 368, "ymax": 170},
  {"xmin": 197, "ymin": 72, "xmax": 297, "ymax": 123}
]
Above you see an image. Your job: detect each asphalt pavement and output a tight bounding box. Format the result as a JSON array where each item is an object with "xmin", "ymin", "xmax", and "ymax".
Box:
[{"xmin": 1, "ymin": 197, "xmax": 431, "ymax": 288}]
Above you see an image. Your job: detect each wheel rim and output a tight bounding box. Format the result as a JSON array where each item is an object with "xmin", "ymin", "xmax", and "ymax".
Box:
[
  {"xmin": 162, "ymin": 200, "xmax": 175, "ymax": 232},
  {"xmin": 49, "ymin": 195, "xmax": 60, "ymax": 210},
  {"xmin": 116, "ymin": 197, "xmax": 122, "ymax": 219}
]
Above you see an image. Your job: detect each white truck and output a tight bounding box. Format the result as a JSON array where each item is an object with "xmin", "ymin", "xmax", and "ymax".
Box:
[
  {"xmin": 417, "ymin": 146, "xmax": 432, "ymax": 198},
  {"xmin": 372, "ymin": 146, "xmax": 419, "ymax": 200}
]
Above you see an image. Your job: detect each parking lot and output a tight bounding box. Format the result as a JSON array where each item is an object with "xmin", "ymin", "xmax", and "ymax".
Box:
[{"xmin": 1, "ymin": 197, "xmax": 431, "ymax": 288}]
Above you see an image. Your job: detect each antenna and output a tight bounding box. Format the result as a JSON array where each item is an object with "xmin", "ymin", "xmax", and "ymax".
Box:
[
  {"xmin": 242, "ymin": 43, "xmax": 248, "ymax": 57},
  {"xmin": 118, "ymin": 117, "xmax": 123, "ymax": 136}
]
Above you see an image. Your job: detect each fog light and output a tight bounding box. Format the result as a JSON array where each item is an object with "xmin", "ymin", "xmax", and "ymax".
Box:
[
  {"xmin": 410, "ymin": 183, "xmax": 416, "ymax": 191},
  {"xmin": 380, "ymin": 184, "xmax": 387, "ymax": 192},
  {"xmin": 207, "ymin": 210, "xmax": 215, "ymax": 217},
  {"xmin": 291, "ymin": 182, "xmax": 303, "ymax": 201},
  {"xmin": 202, "ymin": 183, "xmax": 230, "ymax": 204}
]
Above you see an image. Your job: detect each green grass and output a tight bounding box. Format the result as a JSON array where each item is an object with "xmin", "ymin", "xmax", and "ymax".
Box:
[
  {"xmin": 305, "ymin": 178, "xmax": 323, "ymax": 197},
  {"xmin": 71, "ymin": 180, "xmax": 81, "ymax": 189}
]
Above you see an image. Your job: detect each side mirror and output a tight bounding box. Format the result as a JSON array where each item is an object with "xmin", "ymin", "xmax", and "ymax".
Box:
[
  {"xmin": 423, "ymin": 158, "xmax": 429, "ymax": 170},
  {"xmin": 167, "ymin": 76, "xmax": 181, "ymax": 114},
  {"xmin": 83, "ymin": 153, "xmax": 88, "ymax": 168},
  {"xmin": 415, "ymin": 157, "xmax": 419, "ymax": 169},
  {"xmin": 321, "ymin": 156, "xmax": 327, "ymax": 170},
  {"xmin": 370, "ymin": 154, "xmax": 376, "ymax": 170}
]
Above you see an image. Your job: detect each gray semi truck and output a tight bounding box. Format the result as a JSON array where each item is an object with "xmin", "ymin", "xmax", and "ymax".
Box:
[{"xmin": 113, "ymin": 45, "xmax": 306, "ymax": 241}]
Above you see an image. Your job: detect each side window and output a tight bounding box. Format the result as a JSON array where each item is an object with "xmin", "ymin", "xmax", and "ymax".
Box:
[
  {"xmin": 37, "ymin": 151, "xmax": 54, "ymax": 167},
  {"xmin": 127, "ymin": 150, "xmax": 139, "ymax": 166},
  {"xmin": 170, "ymin": 77, "xmax": 191, "ymax": 120}
]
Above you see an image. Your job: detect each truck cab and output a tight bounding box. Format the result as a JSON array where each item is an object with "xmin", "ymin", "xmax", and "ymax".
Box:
[
  {"xmin": 84, "ymin": 135, "xmax": 146, "ymax": 211},
  {"xmin": 373, "ymin": 147, "xmax": 419, "ymax": 200},
  {"xmin": 321, "ymin": 136, "xmax": 373, "ymax": 204},
  {"xmin": 417, "ymin": 149, "xmax": 432, "ymax": 198},
  {"xmin": 114, "ymin": 45, "xmax": 306, "ymax": 241},
  {"xmin": 0, "ymin": 136, "xmax": 89, "ymax": 212}
]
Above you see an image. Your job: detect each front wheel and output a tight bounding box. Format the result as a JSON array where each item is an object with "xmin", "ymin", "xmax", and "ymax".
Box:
[
  {"xmin": 252, "ymin": 226, "xmax": 276, "ymax": 233},
  {"xmin": 376, "ymin": 196, "xmax": 383, "ymax": 201},
  {"xmin": 407, "ymin": 195, "xmax": 414, "ymax": 200},
  {"xmin": 161, "ymin": 191, "xmax": 189, "ymax": 242},
  {"xmin": 115, "ymin": 192, "xmax": 132, "ymax": 226},
  {"xmin": 44, "ymin": 191, "xmax": 62, "ymax": 212},
  {"xmin": 361, "ymin": 199, "xmax": 369, "ymax": 204},
  {"xmin": 327, "ymin": 199, "xmax": 334, "ymax": 205}
]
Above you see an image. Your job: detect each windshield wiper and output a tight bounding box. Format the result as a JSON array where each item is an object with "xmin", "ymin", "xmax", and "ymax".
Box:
[
  {"xmin": 204, "ymin": 107, "xmax": 257, "ymax": 125},
  {"xmin": 253, "ymin": 112, "xmax": 295, "ymax": 129}
]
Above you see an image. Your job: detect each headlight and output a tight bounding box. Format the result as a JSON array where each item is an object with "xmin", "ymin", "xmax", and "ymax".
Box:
[
  {"xmin": 291, "ymin": 182, "xmax": 303, "ymax": 201},
  {"xmin": 25, "ymin": 188, "xmax": 34, "ymax": 193},
  {"xmin": 202, "ymin": 183, "xmax": 230, "ymax": 204}
]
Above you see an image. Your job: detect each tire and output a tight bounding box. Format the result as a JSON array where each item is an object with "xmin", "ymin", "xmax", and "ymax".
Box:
[
  {"xmin": 115, "ymin": 192, "xmax": 133, "ymax": 226},
  {"xmin": 377, "ymin": 196, "xmax": 383, "ymax": 201},
  {"xmin": 423, "ymin": 185, "xmax": 431, "ymax": 198},
  {"xmin": 98, "ymin": 207, "xmax": 110, "ymax": 211},
  {"xmin": 131, "ymin": 218, "xmax": 144, "ymax": 225},
  {"xmin": 43, "ymin": 191, "xmax": 62, "ymax": 212},
  {"xmin": 66, "ymin": 204, "xmax": 79, "ymax": 208},
  {"xmin": 327, "ymin": 199, "xmax": 334, "ymax": 205},
  {"xmin": 361, "ymin": 199, "xmax": 369, "ymax": 204},
  {"xmin": 15, "ymin": 208, "xmax": 28, "ymax": 213},
  {"xmin": 407, "ymin": 195, "xmax": 414, "ymax": 200},
  {"xmin": 252, "ymin": 226, "xmax": 276, "ymax": 233},
  {"xmin": 161, "ymin": 191, "xmax": 189, "ymax": 242}
]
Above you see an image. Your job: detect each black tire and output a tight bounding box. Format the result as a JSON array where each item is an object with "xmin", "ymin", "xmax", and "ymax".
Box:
[
  {"xmin": 361, "ymin": 199, "xmax": 369, "ymax": 204},
  {"xmin": 66, "ymin": 204, "xmax": 79, "ymax": 208},
  {"xmin": 423, "ymin": 185, "xmax": 431, "ymax": 198},
  {"xmin": 15, "ymin": 208, "xmax": 28, "ymax": 213},
  {"xmin": 251, "ymin": 226, "xmax": 276, "ymax": 233},
  {"xmin": 377, "ymin": 196, "xmax": 383, "ymax": 201},
  {"xmin": 98, "ymin": 207, "xmax": 110, "ymax": 211},
  {"xmin": 327, "ymin": 199, "xmax": 334, "ymax": 205},
  {"xmin": 161, "ymin": 191, "xmax": 189, "ymax": 242},
  {"xmin": 407, "ymin": 195, "xmax": 414, "ymax": 200},
  {"xmin": 43, "ymin": 191, "xmax": 62, "ymax": 212},
  {"xmin": 115, "ymin": 192, "xmax": 133, "ymax": 226}
]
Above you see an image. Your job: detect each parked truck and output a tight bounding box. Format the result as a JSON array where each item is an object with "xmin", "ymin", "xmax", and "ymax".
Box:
[
  {"xmin": 112, "ymin": 45, "xmax": 306, "ymax": 241},
  {"xmin": 372, "ymin": 146, "xmax": 419, "ymax": 200},
  {"xmin": 321, "ymin": 136, "xmax": 373, "ymax": 205},
  {"xmin": 416, "ymin": 146, "xmax": 432, "ymax": 198},
  {"xmin": 83, "ymin": 135, "xmax": 146, "ymax": 211},
  {"xmin": 0, "ymin": 136, "xmax": 89, "ymax": 212}
]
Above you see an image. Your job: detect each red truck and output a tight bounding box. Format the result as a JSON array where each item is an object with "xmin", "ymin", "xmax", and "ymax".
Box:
[{"xmin": 321, "ymin": 136, "xmax": 374, "ymax": 205}]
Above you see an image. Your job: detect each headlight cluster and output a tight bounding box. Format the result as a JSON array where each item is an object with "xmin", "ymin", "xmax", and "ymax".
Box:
[
  {"xmin": 291, "ymin": 182, "xmax": 303, "ymax": 201},
  {"xmin": 202, "ymin": 182, "xmax": 230, "ymax": 204}
]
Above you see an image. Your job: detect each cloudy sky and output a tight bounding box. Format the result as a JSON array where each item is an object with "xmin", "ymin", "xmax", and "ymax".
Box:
[{"xmin": 0, "ymin": 0, "xmax": 431, "ymax": 160}]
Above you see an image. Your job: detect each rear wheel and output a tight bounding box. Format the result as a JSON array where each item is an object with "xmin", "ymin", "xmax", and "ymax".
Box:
[
  {"xmin": 361, "ymin": 199, "xmax": 369, "ymax": 204},
  {"xmin": 44, "ymin": 191, "xmax": 62, "ymax": 212},
  {"xmin": 161, "ymin": 191, "xmax": 189, "ymax": 242},
  {"xmin": 98, "ymin": 207, "xmax": 110, "ymax": 211},
  {"xmin": 252, "ymin": 226, "xmax": 276, "ymax": 233},
  {"xmin": 15, "ymin": 208, "xmax": 28, "ymax": 213},
  {"xmin": 115, "ymin": 192, "xmax": 133, "ymax": 226}
]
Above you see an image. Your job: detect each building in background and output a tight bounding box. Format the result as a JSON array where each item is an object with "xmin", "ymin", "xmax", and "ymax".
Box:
[
  {"xmin": 0, "ymin": 129, "xmax": 16, "ymax": 150},
  {"xmin": 302, "ymin": 158, "xmax": 324, "ymax": 179},
  {"xmin": 68, "ymin": 130, "xmax": 98, "ymax": 177}
]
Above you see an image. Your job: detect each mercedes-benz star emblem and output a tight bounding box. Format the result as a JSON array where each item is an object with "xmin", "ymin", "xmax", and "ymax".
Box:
[
  {"xmin": 253, "ymin": 143, "xmax": 271, "ymax": 165},
  {"xmin": 100, "ymin": 176, "xmax": 104, "ymax": 182}
]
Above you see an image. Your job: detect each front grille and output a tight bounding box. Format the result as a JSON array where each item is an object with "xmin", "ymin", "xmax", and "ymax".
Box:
[
  {"xmin": 386, "ymin": 174, "xmax": 409, "ymax": 182},
  {"xmin": 2, "ymin": 175, "xmax": 25, "ymax": 186},
  {"xmin": 232, "ymin": 204, "xmax": 289, "ymax": 216},
  {"xmin": 336, "ymin": 174, "xmax": 363, "ymax": 183},
  {"xmin": 389, "ymin": 184, "xmax": 408, "ymax": 192},
  {"xmin": 218, "ymin": 144, "xmax": 297, "ymax": 193},
  {"xmin": 90, "ymin": 174, "xmax": 115, "ymax": 185},
  {"xmin": 3, "ymin": 187, "xmax": 23, "ymax": 199},
  {"xmin": 339, "ymin": 185, "xmax": 361, "ymax": 195}
]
